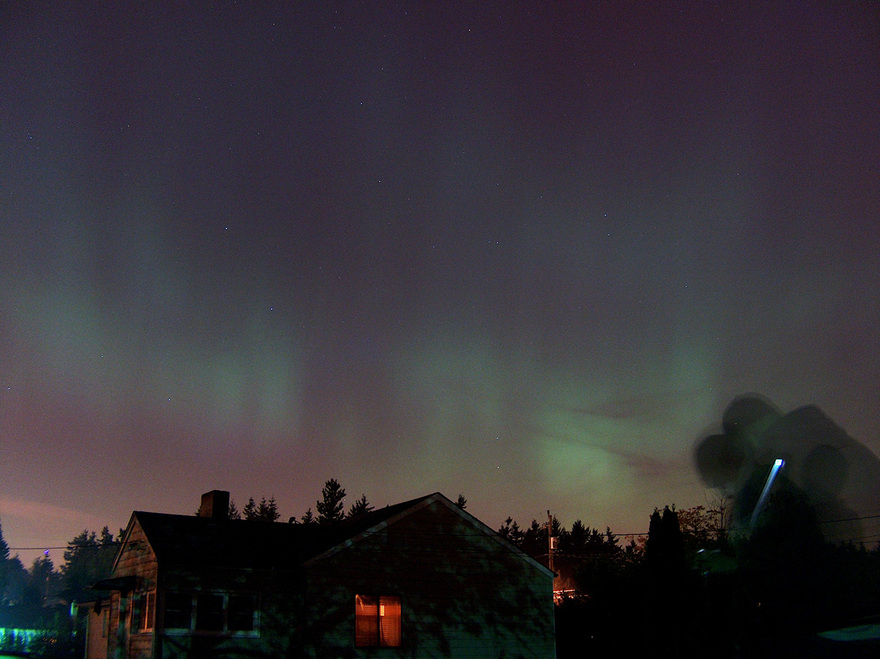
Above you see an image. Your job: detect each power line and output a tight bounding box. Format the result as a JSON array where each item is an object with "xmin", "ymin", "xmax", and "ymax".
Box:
[
  {"xmin": 818, "ymin": 513, "xmax": 880, "ymax": 525},
  {"xmin": 8, "ymin": 511, "xmax": 880, "ymax": 554},
  {"xmin": 7, "ymin": 543, "xmax": 121, "ymax": 551}
]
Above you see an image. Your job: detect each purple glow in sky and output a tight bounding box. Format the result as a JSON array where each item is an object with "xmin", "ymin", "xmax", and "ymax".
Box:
[{"xmin": 1, "ymin": 3, "xmax": 879, "ymax": 564}]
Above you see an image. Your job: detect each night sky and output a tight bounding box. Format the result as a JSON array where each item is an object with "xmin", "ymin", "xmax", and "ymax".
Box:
[{"xmin": 2, "ymin": 3, "xmax": 879, "ymax": 564}]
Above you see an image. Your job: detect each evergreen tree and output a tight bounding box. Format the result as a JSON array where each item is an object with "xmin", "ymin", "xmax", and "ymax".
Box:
[
  {"xmin": 0, "ymin": 518, "xmax": 9, "ymax": 604},
  {"xmin": 498, "ymin": 517, "xmax": 524, "ymax": 547},
  {"xmin": 243, "ymin": 496, "xmax": 280, "ymax": 521},
  {"xmin": 568, "ymin": 519, "xmax": 588, "ymax": 553},
  {"xmin": 521, "ymin": 519, "xmax": 547, "ymax": 558},
  {"xmin": 603, "ymin": 527, "xmax": 620, "ymax": 554},
  {"xmin": 24, "ymin": 553, "xmax": 60, "ymax": 606},
  {"xmin": 300, "ymin": 508, "xmax": 316, "ymax": 525},
  {"xmin": 645, "ymin": 508, "xmax": 662, "ymax": 565},
  {"xmin": 347, "ymin": 494, "xmax": 373, "ymax": 518},
  {"xmin": 60, "ymin": 527, "xmax": 118, "ymax": 603},
  {"xmin": 316, "ymin": 479, "xmax": 346, "ymax": 524},
  {"xmin": 228, "ymin": 499, "xmax": 242, "ymax": 520},
  {"xmin": 644, "ymin": 506, "xmax": 690, "ymax": 654},
  {"xmin": 258, "ymin": 496, "xmax": 280, "ymax": 522},
  {"xmin": 662, "ymin": 507, "xmax": 684, "ymax": 568},
  {"xmin": 0, "ymin": 519, "xmax": 8, "ymax": 563},
  {"xmin": 2, "ymin": 556, "xmax": 27, "ymax": 605},
  {"xmin": 455, "ymin": 493, "xmax": 467, "ymax": 510},
  {"xmin": 645, "ymin": 506, "xmax": 685, "ymax": 576}
]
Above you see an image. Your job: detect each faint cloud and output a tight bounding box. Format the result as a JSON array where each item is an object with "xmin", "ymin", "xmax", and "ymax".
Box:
[
  {"xmin": 573, "ymin": 393, "xmax": 672, "ymax": 422},
  {"xmin": 0, "ymin": 496, "xmax": 111, "ymax": 547}
]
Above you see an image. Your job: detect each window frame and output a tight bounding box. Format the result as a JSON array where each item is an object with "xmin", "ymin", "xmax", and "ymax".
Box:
[
  {"xmin": 131, "ymin": 590, "xmax": 156, "ymax": 634},
  {"xmin": 227, "ymin": 593, "xmax": 258, "ymax": 633},
  {"xmin": 355, "ymin": 594, "xmax": 402, "ymax": 648},
  {"xmin": 162, "ymin": 591, "xmax": 195, "ymax": 631},
  {"xmin": 195, "ymin": 592, "xmax": 225, "ymax": 632},
  {"xmin": 162, "ymin": 591, "xmax": 260, "ymax": 638}
]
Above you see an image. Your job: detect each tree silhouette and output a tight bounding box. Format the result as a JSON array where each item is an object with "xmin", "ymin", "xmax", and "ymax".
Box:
[
  {"xmin": 60, "ymin": 527, "xmax": 117, "ymax": 603},
  {"xmin": 645, "ymin": 506, "xmax": 685, "ymax": 577},
  {"xmin": 1, "ymin": 556, "xmax": 27, "ymax": 606},
  {"xmin": 676, "ymin": 499, "xmax": 731, "ymax": 560},
  {"xmin": 0, "ymin": 519, "xmax": 9, "ymax": 603},
  {"xmin": 243, "ymin": 496, "xmax": 280, "ymax": 522},
  {"xmin": 24, "ymin": 554, "xmax": 60, "ymax": 606},
  {"xmin": 566, "ymin": 519, "xmax": 588, "ymax": 553},
  {"xmin": 316, "ymin": 479, "xmax": 346, "ymax": 524},
  {"xmin": 497, "ymin": 517, "xmax": 524, "ymax": 547},
  {"xmin": 643, "ymin": 506, "xmax": 695, "ymax": 654},
  {"xmin": 347, "ymin": 494, "xmax": 373, "ymax": 519}
]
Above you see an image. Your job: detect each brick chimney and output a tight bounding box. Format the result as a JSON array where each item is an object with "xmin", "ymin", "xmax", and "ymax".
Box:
[{"xmin": 199, "ymin": 490, "xmax": 230, "ymax": 520}]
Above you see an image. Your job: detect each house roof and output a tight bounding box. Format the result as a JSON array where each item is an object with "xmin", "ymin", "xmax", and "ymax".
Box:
[
  {"xmin": 304, "ymin": 492, "xmax": 557, "ymax": 579},
  {"xmin": 116, "ymin": 492, "xmax": 553, "ymax": 580},
  {"xmin": 122, "ymin": 493, "xmax": 436, "ymax": 572}
]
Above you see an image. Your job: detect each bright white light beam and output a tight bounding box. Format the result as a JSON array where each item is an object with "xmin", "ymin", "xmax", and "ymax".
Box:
[{"xmin": 750, "ymin": 458, "xmax": 785, "ymax": 529}]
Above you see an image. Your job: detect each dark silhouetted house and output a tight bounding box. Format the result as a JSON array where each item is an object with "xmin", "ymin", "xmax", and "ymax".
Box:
[{"xmin": 90, "ymin": 491, "xmax": 555, "ymax": 658}]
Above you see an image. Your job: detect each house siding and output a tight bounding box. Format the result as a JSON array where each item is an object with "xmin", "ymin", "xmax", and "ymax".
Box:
[
  {"xmin": 84, "ymin": 604, "xmax": 109, "ymax": 659},
  {"xmin": 106, "ymin": 518, "xmax": 158, "ymax": 659},
  {"xmin": 304, "ymin": 500, "xmax": 555, "ymax": 658},
  {"xmin": 151, "ymin": 567, "xmax": 303, "ymax": 659}
]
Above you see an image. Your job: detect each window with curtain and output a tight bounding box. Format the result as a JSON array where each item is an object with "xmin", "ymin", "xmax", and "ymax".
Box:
[{"xmin": 355, "ymin": 594, "xmax": 401, "ymax": 647}]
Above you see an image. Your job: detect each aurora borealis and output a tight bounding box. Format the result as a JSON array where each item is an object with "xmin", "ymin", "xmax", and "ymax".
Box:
[{"xmin": 2, "ymin": 3, "xmax": 879, "ymax": 562}]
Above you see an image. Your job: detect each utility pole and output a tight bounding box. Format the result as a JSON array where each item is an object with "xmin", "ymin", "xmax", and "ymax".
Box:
[{"xmin": 547, "ymin": 510, "xmax": 554, "ymax": 574}]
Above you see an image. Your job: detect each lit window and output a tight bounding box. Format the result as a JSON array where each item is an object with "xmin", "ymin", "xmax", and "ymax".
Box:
[{"xmin": 355, "ymin": 594, "xmax": 401, "ymax": 647}]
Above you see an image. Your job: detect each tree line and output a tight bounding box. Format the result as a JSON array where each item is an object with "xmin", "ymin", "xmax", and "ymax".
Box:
[
  {"xmin": 0, "ymin": 521, "xmax": 122, "ymax": 657},
  {"xmin": 534, "ymin": 495, "xmax": 880, "ymax": 658},
  {"xmin": 4, "ymin": 480, "xmax": 879, "ymax": 658},
  {"xmin": 0, "ymin": 524, "xmax": 121, "ymax": 610},
  {"xmin": 221, "ymin": 479, "xmax": 372, "ymax": 524},
  {"xmin": 223, "ymin": 479, "xmax": 467, "ymax": 524}
]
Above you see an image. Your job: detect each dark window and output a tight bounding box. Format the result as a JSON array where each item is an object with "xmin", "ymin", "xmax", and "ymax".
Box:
[
  {"xmin": 137, "ymin": 591, "xmax": 156, "ymax": 631},
  {"xmin": 164, "ymin": 592, "xmax": 193, "ymax": 630},
  {"xmin": 228, "ymin": 594, "xmax": 255, "ymax": 632},
  {"xmin": 163, "ymin": 591, "xmax": 258, "ymax": 635},
  {"xmin": 195, "ymin": 593, "xmax": 224, "ymax": 632},
  {"xmin": 355, "ymin": 594, "xmax": 401, "ymax": 647}
]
